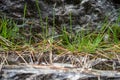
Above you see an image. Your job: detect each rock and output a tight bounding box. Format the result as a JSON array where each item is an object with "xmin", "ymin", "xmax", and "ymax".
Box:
[
  {"xmin": 1, "ymin": 65, "xmax": 120, "ymax": 80},
  {"xmin": 0, "ymin": 0, "xmax": 119, "ymax": 33},
  {"xmin": 0, "ymin": 52, "xmax": 120, "ymax": 80}
]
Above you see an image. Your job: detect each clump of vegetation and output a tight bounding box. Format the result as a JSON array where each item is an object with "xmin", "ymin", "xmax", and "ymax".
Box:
[
  {"xmin": 0, "ymin": 17, "xmax": 20, "ymax": 50},
  {"xmin": 0, "ymin": 1, "xmax": 120, "ymax": 62},
  {"xmin": 0, "ymin": 14, "xmax": 120, "ymax": 55},
  {"xmin": 0, "ymin": 17, "xmax": 19, "ymax": 40}
]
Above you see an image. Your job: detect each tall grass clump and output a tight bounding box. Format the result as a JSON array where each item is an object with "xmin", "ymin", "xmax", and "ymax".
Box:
[
  {"xmin": 35, "ymin": 0, "xmax": 50, "ymax": 40},
  {"xmin": 60, "ymin": 26, "xmax": 104, "ymax": 53},
  {"xmin": 0, "ymin": 17, "xmax": 19, "ymax": 50},
  {"xmin": 106, "ymin": 24, "xmax": 120, "ymax": 43},
  {"xmin": 59, "ymin": 12, "xmax": 111, "ymax": 53},
  {"xmin": 60, "ymin": 18, "xmax": 120, "ymax": 53},
  {"xmin": 0, "ymin": 17, "xmax": 19, "ymax": 41}
]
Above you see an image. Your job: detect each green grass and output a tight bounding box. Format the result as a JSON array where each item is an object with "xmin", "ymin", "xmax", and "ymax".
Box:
[
  {"xmin": 107, "ymin": 24, "xmax": 120, "ymax": 43},
  {"xmin": 59, "ymin": 26, "xmax": 104, "ymax": 53},
  {"xmin": 0, "ymin": 5, "xmax": 120, "ymax": 55},
  {"xmin": 0, "ymin": 17, "xmax": 20, "ymax": 50},
  {"xmin": 0, "ymin": 17, "xmax": 19, "ymax": 39},
  {"xmin": 56, "ymin": 18, "xmax": 120, "ymax": 53},
  {"xmin": 0, "ymin": 15, "xmax": 120, "ymax": 54}
]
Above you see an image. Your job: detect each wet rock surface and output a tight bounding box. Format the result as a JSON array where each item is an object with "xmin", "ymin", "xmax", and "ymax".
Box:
[{"xmin": 0, "ymin": 0, "xmax": 120, "ymax": 33}]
